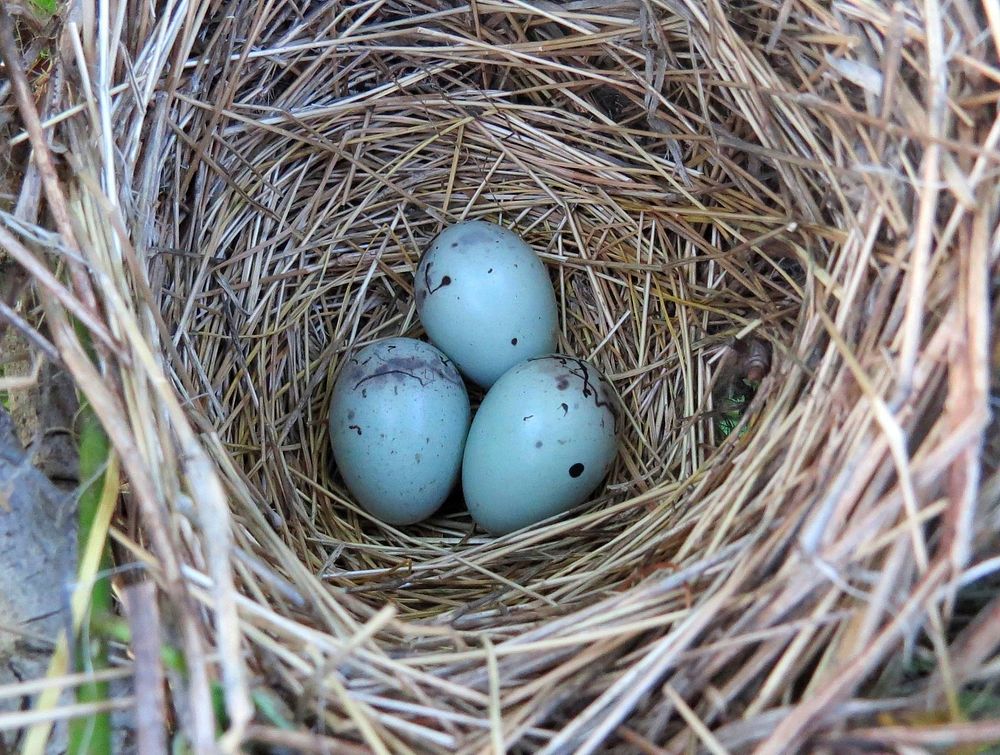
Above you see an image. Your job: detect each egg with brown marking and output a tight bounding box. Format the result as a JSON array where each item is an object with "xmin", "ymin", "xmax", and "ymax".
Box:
[
  {"xmin": 461, "ymin": 355, "xmax": 620, "ymax": 534},
  {"xmin": 415, "ymin": 220, "xmax": 558, "ymax": 388},
  {"xmin": 329, "ymin": 338, "xmax": 471, "ymax": 525}
]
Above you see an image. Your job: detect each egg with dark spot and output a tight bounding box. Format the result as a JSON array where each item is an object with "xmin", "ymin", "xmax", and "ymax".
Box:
[
  {"xmin": 415, "ymin": 220, "xmax": 558, "ymax": 388},
  {"xmin": 462, "ymin": 355, "xmax": 620, "ymax": 534},
  {"xmin": 329, "ymin": 338, "xmax": 471, "ymax": 525}
]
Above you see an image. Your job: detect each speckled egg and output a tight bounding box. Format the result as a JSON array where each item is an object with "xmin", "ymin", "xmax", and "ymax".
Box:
[
  {"xmin": 415, "ymin": 220, "xmax": 558, "ymax": 388},
  {"xmin": 462, "ymin": 355, "xmax": 620, "ymax": 534},
  {"xmin": 329, "ymin": 338, "xmax": 471, "ymax": 525}
]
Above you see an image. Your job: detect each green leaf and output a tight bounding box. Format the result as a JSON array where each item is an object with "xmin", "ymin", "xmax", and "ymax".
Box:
[
  {"xmin": 29, "ymin": 0, "xmax": 58, "ymax": 17},
  {"xmin": 959, "ymin": 690, "xmax": 1000, "ymax": 719},
  {"xmin": 68, "ymin": 402, "xmax": 114, "ymax": 755},
  {"xmin": 67, "ymin": 315, "xmax": 114, "ymax": 755},
  {"xmin": 252, "ymin": 689, "xmax": 295, "ymax": 730}
]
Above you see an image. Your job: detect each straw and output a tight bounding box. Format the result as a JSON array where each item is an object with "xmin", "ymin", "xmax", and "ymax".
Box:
[{"xmin": 0, "ymin": 0, "xmax": 996, "ymax": 751}]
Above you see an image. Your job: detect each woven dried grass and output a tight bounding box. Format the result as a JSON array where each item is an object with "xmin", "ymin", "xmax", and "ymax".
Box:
[{"xmin": 2, "ymin": 0, "xmax": 998, "ymax": 752}]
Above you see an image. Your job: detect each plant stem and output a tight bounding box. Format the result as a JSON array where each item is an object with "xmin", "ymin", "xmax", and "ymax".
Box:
[{"xmin": 68, "ymin": 386, "xmax": 114, "ymax": 753}]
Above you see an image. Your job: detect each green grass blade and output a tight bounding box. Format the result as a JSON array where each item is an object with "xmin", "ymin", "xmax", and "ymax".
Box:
[{"xmin": 67, "ymin": 399, "xmax": 114, "ymax": 754}]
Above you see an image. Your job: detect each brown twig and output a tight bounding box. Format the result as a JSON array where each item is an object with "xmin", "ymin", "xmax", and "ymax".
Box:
[
  {"xmin": 0, "ymin": 4, "xmax": 98, "ymax": 314},
  {"xmin": 124, "ymin": 581, "xmax": 167, "ymax": 755}
]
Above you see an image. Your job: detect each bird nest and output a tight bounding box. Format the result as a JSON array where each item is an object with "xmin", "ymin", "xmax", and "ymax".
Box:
[{"xmin": 2, "ymin": 0, "xmax": 998, "ymax": 752}]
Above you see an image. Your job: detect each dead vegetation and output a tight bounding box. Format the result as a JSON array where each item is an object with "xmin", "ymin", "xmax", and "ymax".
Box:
[{"xmin": 0, "ymin": 0, "xmax": 998, "ymax": 752}]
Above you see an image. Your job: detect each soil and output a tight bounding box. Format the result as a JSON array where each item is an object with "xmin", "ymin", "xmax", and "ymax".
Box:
[{"xmin": 0, "ymin": 404, "xmax": 76, "ymax": 752}]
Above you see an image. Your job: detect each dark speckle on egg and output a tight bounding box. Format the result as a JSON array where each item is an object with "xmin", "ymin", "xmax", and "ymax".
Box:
[
  {"xmin": 569, "ymin": 463, "xmax": 585, "ymax": 478},
  {"xmin": 422, "ymin": 261, "xmax": 454, "ymax": 295},
  {"xmin": 535, "ymin": 441, "xmax": 543, "ymax": 448},
  {"xmin": 342, "ymin": 364, "xmax": 363, "ymax": 385},
  {"xmin": 530, "ymin": 356, "xmax": 620, "ymax": 433},
  {"xmin": 560, "ymin": 403, "xmax": 569, "ymax": 415},
  {"xmin": 351, "ymin": 353, "xmax": 463, "ymax": 392},
  {"xmin": 511, "ymin": 338, "xmax": 518, "ymax": 346}
]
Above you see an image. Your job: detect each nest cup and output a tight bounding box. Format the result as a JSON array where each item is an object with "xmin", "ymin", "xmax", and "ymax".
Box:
[
  {"xmin": 9, "ymin": 0, "xmax": 997, "ymax": 751},
  {"xmin": 160, "ymin": 14, "xmax": 794, "ymax": 609}
]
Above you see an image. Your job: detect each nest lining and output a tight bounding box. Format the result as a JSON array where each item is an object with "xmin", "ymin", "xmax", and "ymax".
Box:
[{"xmin": 157, "ymin": 72, "xmax": 807, "ymax": 620}]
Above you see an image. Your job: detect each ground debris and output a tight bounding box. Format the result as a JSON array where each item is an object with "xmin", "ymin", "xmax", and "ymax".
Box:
[{"xmin": 0, "ymin": 406, "xmax": 76, "ymax": 751}]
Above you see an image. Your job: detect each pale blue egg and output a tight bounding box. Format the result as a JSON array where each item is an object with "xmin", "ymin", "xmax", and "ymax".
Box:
[
  {"xmin": 329, "ymin": 338, "xmax": 471, "ymax": 525},
  {"xmin": 462, "ymin": 356, "xmax": 620, "ymax": 534},
  {"xmin": 415, "ymin": 220, "xmax": 558, "ymax": 388}
]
